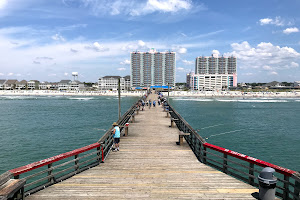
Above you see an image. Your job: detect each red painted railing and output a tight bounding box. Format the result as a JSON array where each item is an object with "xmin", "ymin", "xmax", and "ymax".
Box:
[
  {"xmin": 203, "ymin": 143, "xmax": 296, "ymax": 177},
  {"xmin": 9, "ymin": 143, "xmax": 101, "ymax": 176}
]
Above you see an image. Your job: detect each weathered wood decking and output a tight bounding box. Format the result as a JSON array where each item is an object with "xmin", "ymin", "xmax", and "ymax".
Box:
[{"xmin": 26, "ymin": 93, "xmax": 258, "ymax": 199}]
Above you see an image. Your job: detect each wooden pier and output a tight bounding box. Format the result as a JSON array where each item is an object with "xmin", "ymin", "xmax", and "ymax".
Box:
[{"xmin": 25, "ymin": 93, "xmax": 259, "ymax": 199}]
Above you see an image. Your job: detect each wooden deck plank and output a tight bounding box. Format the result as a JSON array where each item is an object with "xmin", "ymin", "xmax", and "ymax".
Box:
[{"xmin": 26, "ymin": 93, "xmax": 259, "ymax": 199}]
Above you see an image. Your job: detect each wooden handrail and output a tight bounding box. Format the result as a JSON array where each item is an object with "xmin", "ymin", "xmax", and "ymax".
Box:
[
  {"xmin": 9, "ymin": 143, "xmax": 101, "ymax": 176},
  {"xmin": 203, "ymin": 143, "xmax": 297, "ymax": 177}
]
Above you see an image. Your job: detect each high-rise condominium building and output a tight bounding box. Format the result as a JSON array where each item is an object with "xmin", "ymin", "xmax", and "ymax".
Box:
[
  {"xmin": 195, "ymin": 55, "xmax": 236, "ymax": 75},
  {"xmin": 187, "ymin": 55, "xmax": 237, "ymax": 91},
  {"xmin": 130, "ymin": 49, "xmax": 176, "ymax": 88}
]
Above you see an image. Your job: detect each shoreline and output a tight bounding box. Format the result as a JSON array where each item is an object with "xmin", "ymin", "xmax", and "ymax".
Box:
[{"xmin": 1, "ymin": 90, "xmax": 300, "ymax": 98}]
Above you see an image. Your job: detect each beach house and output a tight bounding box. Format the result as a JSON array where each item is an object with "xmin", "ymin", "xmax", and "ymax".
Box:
[{"xmin": 15, "ymin": 80, "xmax": 27, "ymax": 90}]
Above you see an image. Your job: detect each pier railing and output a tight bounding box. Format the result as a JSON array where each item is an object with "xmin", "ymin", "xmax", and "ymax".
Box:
[
  {"xmin": 167, "ymin": 102, "xmax": 300, "ymax": 200},
  {"xmin": 1, "ymin": 92, "xmax": 148, "ymax": 198}
]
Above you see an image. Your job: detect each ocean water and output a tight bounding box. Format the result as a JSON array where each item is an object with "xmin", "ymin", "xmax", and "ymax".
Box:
[
  {"xmin": 0, "ymin": 95, "xmax": 299, "ymax": 175},
  {"xmin": 169, "ymin": 97, "xmax": 300, "ymax": 172},
  {"xmin": 0, "ymin": 95, "xmax": 139, "ymax": 174}
]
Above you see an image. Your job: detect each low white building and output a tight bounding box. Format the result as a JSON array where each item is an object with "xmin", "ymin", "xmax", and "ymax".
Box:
[
  {"xmin": 27, "ymin": 80, "xmax": 40, "ymax": 90},
  {"xmin": 50, "ymin": 83, "xmax": 58, "ymax": 90},
  {"xmin": 0, "ymin": 80, "xmax": 6, "ymax": 90},
  {"xmin": 187, "ymin": 72, "xmax": 237, "ymax": 91},
  {"xmin": 293, "ymin": 81, "xmax": 300, "ymax": 87},
  {"xmin": 69, "ymin": 80, "xmax": 85, "ymax": 91},
  {"xmin": 4, "ymin": 80, "xmax": 18, "ymax": 90},
  {"xmin": 124, "ymin": 75, "xmax": 131, "ymax": 90},
  {"xmin": 98, "ymin": 76, "xmax": 125, "ymax": 90},
  {"xmin": 39, "ymin": 81, "xmax": 52, "ymax": 90},
  {"xmin": 58, "ymin": 80, "xmax": 71, "ymax": 90},
  {"xmin": 16, "ymin": 80, "xmax": 27, "ymax": 90}
]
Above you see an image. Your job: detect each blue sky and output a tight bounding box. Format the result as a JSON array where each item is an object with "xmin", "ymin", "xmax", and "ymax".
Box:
[{"xmin": 0, "ymin": 0, "xmax": 299, "ymax": 83}]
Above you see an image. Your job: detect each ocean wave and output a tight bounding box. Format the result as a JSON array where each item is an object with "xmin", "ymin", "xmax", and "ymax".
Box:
[
  {"xmin": 68, "ymin": 97, "xmax": 94, "ymax": 101},
  {"xmin": 237, "ymin": 99, "xmax": 288, "ymax": 103},
  {"xmin": 216, "ymin": 99, "xmax": 288, "ymax": 103},
  {"xmin": 172, "ymin": 98, "xmax": 214, "ymax": 102},
  {"xmin": 0, "ymin": 96, "xmax": 38, "ymax": 100},
  {"xmin": 216, "ymin": 99, "xmax": 238, "ymax": 102}
]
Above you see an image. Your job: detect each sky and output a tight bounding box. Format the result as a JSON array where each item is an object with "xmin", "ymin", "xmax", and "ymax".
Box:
[{"xmin": 0, "ymin": 0, "xmax": 300, "ymax": 83}]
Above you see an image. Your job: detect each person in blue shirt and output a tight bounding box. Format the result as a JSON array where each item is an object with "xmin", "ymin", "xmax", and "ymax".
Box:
[{"xmin": 112, "ymin": 122, "xmax": 120, "ymax": 151}]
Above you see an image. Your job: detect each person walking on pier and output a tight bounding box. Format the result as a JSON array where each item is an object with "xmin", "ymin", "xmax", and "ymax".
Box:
[
  {"xmin": 149, "ymin": 100, "xmax": 152, "ymax": 108},
  {"xmin": 112, "ymin": 122, "xmax": 120, "ymax": 151}
]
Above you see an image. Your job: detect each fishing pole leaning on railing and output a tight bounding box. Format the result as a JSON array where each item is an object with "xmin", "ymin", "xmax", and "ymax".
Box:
[
  {"xmin": 165, "ymin": 101, "xmax": 300, "ymax": 200},
  {"xmin": 0, "ymin": 91, "xmax": 150, "ymax": 199}
]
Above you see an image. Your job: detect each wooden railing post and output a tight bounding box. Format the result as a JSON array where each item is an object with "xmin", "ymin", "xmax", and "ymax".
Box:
[
  {"xmin": 283, "ymin": 175, "xmax": 290, "ymax": 200},
  {"xmin": 223, "ymin": 154, "xmax": 228, "ymax": 174},
  {"xmin": 48, "ymin": 163, "xmax": 53, "ymax": 183},
  {"xmin": 248, "ymin": 163, "xmax": 254, "ymax": 186},
  {"xmin": 74, "ymin": 154, "xmax": 79, "ymax": 173}
]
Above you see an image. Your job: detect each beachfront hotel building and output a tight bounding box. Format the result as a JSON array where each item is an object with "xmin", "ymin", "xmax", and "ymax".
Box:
[
  {"xmin": 187, "ymin": 55, "xmax": 237, "ymax": 91},
  {"xmin": 98, "ymin": 76, "xmax": 126, "ymax": 90},
  {"xmin": 130, "ymin": 49, "xmax": 176, "ymax": 88}
]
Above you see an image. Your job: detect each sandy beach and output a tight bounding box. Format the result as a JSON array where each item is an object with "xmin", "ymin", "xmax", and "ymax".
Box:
[{"xmin": 1, "ymin": 90, "xmax": 300, "ymax": 98}]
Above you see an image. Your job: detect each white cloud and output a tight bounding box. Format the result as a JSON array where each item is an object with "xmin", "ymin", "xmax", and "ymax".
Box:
[
  {"xmin": 260, "ymin": 18, "xmax": 273, "ymax": 25},
  {"xmin": 120, "ymin": 59, "xmax": 131, "ymax": 65},
  {"xmin": 121, "ymin": 40, "xmax": 151, "ymax": 51},
  {"xmin": 172, "ymin": 46, "xmax": 187, "ymax": 54},
  {"xmin": 270, "ymin": 71, "xmax": 278, "ymax": 75},
  {"xmin": 242, "ymin": 73, "xmax": 254, "ymax": 76},
  {"xmin": 283, "ymin": 62, "xmax": 300, "ymax": 69},
  {"xmin": 15, "ymin": 73, "xmax": 21, "ymax": 77},
  {"xmin": 52, "ymin": 33, "xmax": 66, "ymax": 42},
  {"xmin": 212, "ymin": 49, "xmax": 220, "ymax": 57},
  {"xmin": 182, "ymin": 59, "xmax": 193, "ymax": 65},
  {"xmin": 178, "ymin": 47, "xmax": 187, "ymax": 54},
  {"xmin": 0, "ymin": 73, "xmax": 4, "ymax": 76},
  {"xmin": 64, "ymin": 73, "xmax": 69, "ymax": 76},
  {"xmin": 80, "ymin": 0, "xmax": 193, "ymax": 17},
  {"xmin": 291, "ymin": 62, "xmax": 299, "ymax": 68},
  {"xmin": 0, "ymin": 0, "xmax": 7, "ymax": 9},
  {"xmin": 7, "ymin": 72, "xmax": 13, "ymax": 76},
  {"xmin": 138, "ymin": 40, "xmax": 146, "ymax": 47},
  {"xmin": 143, "ymin": 0, "xmax": 192, "ymax": 13},
  {"xmin": 176, "ymin": 67, "xmax": 190, "ymax": 73},
  {"xmin": 48, "ymin": 73, "xmax": 57, "ymax": 77},
  {"xmin": 263, "ymin": 65, "xmax": 273, "ymax": 70},
  {"xmin": 259, "ymin": 16, "xmax": 288, "ymax": 26},
  {"xmin": 117, "ymin": 67, "xmax": 126, "ymax": 71},
  {"xmin": 85, "ymin": 42, "xmax": 109, "ymax": 52},
  {"xmin": 283, "ymin": 27, "xmax": 299, "ymax": 34},
  {"xmin": 224, "ymin": 41, "xmax": 300, "ymax": 74},
  {"xmin": 70, "ymin": 48, "xmax": 78, "ymax": 53}
]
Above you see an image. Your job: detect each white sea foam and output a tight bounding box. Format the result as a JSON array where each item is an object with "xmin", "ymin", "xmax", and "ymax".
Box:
[
  {"xmin": 216, "ymin": 99, "xmax": 288, "ymax": 103},
  {"xmin": 69, "ymin": 97, "xmax": 94, "ymax": 100},
  {"xmin": 237, "ymin": 99, "xmax": 288, "ymax": 103},
  {"xmin": 216, "ymin": 99, "xmax": 238, "ymax": 102},
  {"xmin": 0, "ymin": 96, "xmax": 37, "ymax": 100},
  {"xmin": 172, "ymin": 98, "xmax": 214, "ymax": 102}
]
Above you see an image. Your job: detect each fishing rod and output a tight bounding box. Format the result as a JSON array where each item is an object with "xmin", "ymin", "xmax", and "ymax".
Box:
[{"xmin": 205, "ymin": 129, "xmax": 244, "ymax": 140}]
